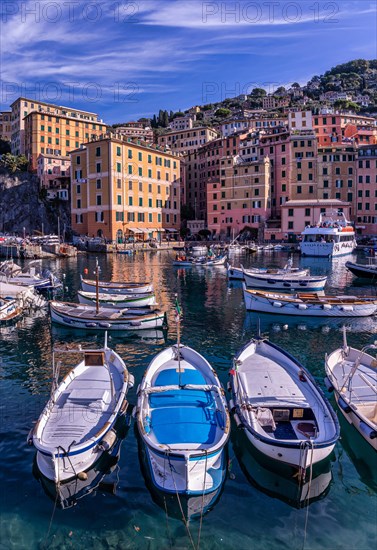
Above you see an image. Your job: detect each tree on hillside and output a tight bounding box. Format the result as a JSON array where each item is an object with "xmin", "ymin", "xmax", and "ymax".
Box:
[
  {"xmin": 172, "ymin": 111, "xmax": 185, "ymax": 119},
  {"xmin": 333, "ymin": 100, "xmax": 360, "ymax": 112},
  {"xmin": 251, "ymin": 88, "xmax": 267, "ymax": 96},
  {"xmin": 215, "ymin": 108, "xmax": 231, "ymax": 118},
  {"xmin": 0, "ymin": 153, "xmax": 28, "ymax": 173}
]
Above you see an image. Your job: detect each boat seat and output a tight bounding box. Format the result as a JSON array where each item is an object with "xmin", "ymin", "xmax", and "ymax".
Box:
[
  {"xmin": 150, "ymin": 405, "xmax": 218, "ymax": 445},
  {"xmin": 153, "ymin": 366, "xmax": 206, "ymax": 387}
]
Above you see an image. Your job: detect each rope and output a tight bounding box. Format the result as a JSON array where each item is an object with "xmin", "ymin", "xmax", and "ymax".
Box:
[
  {"xmin": 302, "ymin": 440, "xmax": 315, "ymax": 550},
  {"xmin": 197, "ymin": 450, "xmax": 208, "ymax": 550},
  {"xmin": 167, "ymin": 454, "xmax": 196, "ymax": 550}
]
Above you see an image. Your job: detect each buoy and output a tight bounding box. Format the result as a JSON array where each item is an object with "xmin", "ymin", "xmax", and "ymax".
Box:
[
  {"xmin": 84, "ymin": 268, "xmax": 88, "ymax": 275},
  {"xmin": 283, "ymin": 324, "xmax": 288, "ymax": 330},
  {"xmin": 77, "ymin": 472, "xmax": 88, "ymax": 481},
  {"xmin": 99, "ymin": 429, "xmax": 117, "ymax": 451}
]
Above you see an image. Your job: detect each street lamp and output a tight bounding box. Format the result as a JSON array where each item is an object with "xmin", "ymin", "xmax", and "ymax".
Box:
[{"xmin": 23, "ymin": 227, "xmax": 26, "ymax": 240}]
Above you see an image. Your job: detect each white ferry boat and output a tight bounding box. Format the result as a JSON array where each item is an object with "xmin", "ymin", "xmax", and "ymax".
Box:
[{"xmin": 300, "ymin": 211, "xmax": 356, "ymax": 258}]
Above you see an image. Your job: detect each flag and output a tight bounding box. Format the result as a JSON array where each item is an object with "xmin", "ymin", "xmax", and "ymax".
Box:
[{"xmin": 174, "ymin": 297, "xmax": 182, "ymax": 321}]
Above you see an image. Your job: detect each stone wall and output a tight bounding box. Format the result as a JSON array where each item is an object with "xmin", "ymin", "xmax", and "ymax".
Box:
[{"xmin": 0, "ymin": 169, "xmax": 71, "ymax": 237}]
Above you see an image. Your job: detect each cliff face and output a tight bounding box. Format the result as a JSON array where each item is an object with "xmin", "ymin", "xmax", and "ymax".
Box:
[{"xmin": 0, "ymin": 169, "xmax": 71, "ymax": 237}]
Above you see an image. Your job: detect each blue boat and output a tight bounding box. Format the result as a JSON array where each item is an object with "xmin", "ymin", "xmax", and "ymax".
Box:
[{"xmin": 136, "ymin": 345, "xmax": 230, "ymax": 495}]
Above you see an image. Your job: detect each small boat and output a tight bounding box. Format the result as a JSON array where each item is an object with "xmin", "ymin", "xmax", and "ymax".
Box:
[
  {"xmin": 81, "ymin": 276, "xmax": 153, "ymax": 295},
  {"xmin": 117, "ymin": 249, "xmax": 135, "ymax": 255},
  {"xmin": 0, "ymin": 296, "xmax": 23, "ymax": 323},
  {"xmin": 242, "ymin": 269, "xmax": 327, "ymax": 291},
  {"xmin": 274, "ymin": 245, "xmax": 284, "ymax": 251},
  {"xmin": 0, "ymin": 260, "xmax": 61, "ymax": 291},
  {"xmin": 241, "ymin": 257, "xmax": 308, "ymax": 278},
  {"xmin": 345, "ymin": 258, "xmax": 377, "ymax": 280},
  {"xmin": 263, "ymin": 244, "xmax": 274, "ymax": 251},
  {"xmin": 191, "ymin": 245, "xmax": 208, "ymax": 256},
  {"xmin": 193, "ymin": 255, "xmax": 227, "ymax": 266},
  {"xmin": 172, "ymin": 256, "xmax": 195, "ymax": 267},
  {"xmin": 227, "ymin": 264, "xmax": 244, "ymax": 280},
  {"xmin": 325, "ymin": 331, "xmax": 377, "ymax": 450},
  {"xmin": 29, "ymin": 335, "xmax": 134, "ymax": 482},
  {"xmin": 77, "ymin": 290, "xmax": 156, "ymax": 308},
  {"xmin": 243, "ymin": 287, "xmax": 377, "ymax": 317},
  {"xmin": 136, "ymin": 344, "xmax": 230, "ymax": 495},
  {"xmin": 0, "ymin": 281, "xmax": 47, "ymax": 309},
  {"xmin": 229, "ymin": 338, "xmax": 339, "ymax": 470},
  {"xmin": 50, "ymin": 301, "xmax": 167, "ymax": 330}
]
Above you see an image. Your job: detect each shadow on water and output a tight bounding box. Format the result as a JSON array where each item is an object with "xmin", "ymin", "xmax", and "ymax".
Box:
[{"xmin": 231, "ymin": 424, "xmax": 334, "ymax": 509}]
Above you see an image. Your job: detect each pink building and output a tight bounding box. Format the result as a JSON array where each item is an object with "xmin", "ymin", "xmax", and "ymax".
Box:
[
  {"xmin": 281, "ymin": 199, "xmax": 352, "ymax": 237},
  {"xmin": 356, "ymin": 145, "xmax": 377, "ymax": 236},
  {"xmin": 37, "ymin": 153, "xmax": 70, "ymax": 190}
]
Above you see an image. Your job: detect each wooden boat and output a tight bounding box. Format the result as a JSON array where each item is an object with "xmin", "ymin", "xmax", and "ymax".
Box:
[
  {"xmin": 325, "ymin": 331, "xmax": 377, "ymax": 450},
  {"xmin": 242, "ymin": 258, "xmax": 308, "ymax": 277},
  {"xmin": 229, "ymin": 338, "xmax": 339, "ymax": 470},
  {"xmin": 136, "ymin": 345, "xmax": 230, "ymax": 495},
  {"xmin": 193, "ymin": 255, "xmax": 227, "ymax": 266},
  {"xmin": 0, "ymin": 281, "xmax": 47, "ymax": 309},
  {"xmin": 242, "ymin": 268, "xmax": 327, "ymax": 291},
  {"xmin": 345, "ymin": 259, "xmax": 377, "ymax": 280},
  {"xmin": 243, "ymin": 287, "xmax": 377, "ymax": 317},
  {"xmin": 77, "ymin": 290, "xmax": 156, "ymax": 308},
  {"xmin": 0, "ymin": 296, "xmax": 23, "ymax": 323},
  {"xmin": 227, "ymin": 264, "xmax": 244, "ymax": 280},
  {"xmin": 81, "ymin": 276, "xmax": 153, "ymax": 295},
  {"xmin": 30, "ymin": 336, "xmax": 134, "ymax": 482},
  {"xmin": 172, "ymin": 257, "xmax": 195, "ymax": 267},
  {"xmin": 50, "ymin": 301, "xmax": 167, "ymax": 330}
]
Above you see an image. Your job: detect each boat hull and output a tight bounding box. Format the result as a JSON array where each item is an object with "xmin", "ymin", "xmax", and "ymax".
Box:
[
  {"xmin": 243, "ymin": 272, "xmax": 327, "ymax": 291},
  {"xmin": 333, "ymin": 394, "xmax": 377, "ymax": 451},
  {"xmin": 77, "ymin": 291, "xmax": 156, "ymax": 308},
  {"xmin": 300, "ymin": 240, "xmax": 356, "ymax": 257},
  {"xmin": 227, "ymin": 266, "xmax": 244, "ymax": 280},
  {"xmin": 50, "ymin": 302, "xmax": 166, "ymax": 331},
  {"xmin": 81, "ymin": 278, "xmax": 153, "ymax": 295},
  {"xmin": 345, "ymin": 262, "xmax": 377, "ymax": 280},
  {"xmin": 243, "ymin": 290, "xmax": 377, "ymax": 317}
]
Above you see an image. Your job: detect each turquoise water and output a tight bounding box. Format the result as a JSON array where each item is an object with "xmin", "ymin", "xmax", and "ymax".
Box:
[{"xmin": 1, "ymin": 250, "xmax": 376, "ymax": 550}]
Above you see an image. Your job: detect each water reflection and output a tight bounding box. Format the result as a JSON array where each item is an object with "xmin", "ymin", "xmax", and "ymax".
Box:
[{"xmin": 232, "ymin": 426, "xmax": 333, "ymax": 508}]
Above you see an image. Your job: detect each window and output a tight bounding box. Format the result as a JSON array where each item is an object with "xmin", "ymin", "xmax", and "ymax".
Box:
[
  {"xmin": 76, "ymin": 199, "xmax": 81, "ymax": 209},
  {"xmin": 148, "ymin": 198, "xmax": 152, "ymax": 207},
  {"xmin": 138, "ymin": 152, "xmax": 142, "ymax": 161},
  {"xmin": 288, "ymin": 221, "xmax": 294, "ymax": 229},
  {"xmin": 75, "ymin": 214, "xmax": 83, "ymax": 224},
  {"xmin": 116, "ymin": 212, "xmax": 124, "ymax": 221},
  {"xmin": 148, "ymin": 154, "xmax": 152, "ymax": 163},
  {"xmin": 96, "ymin": 195, "xmax": 102, "ymax": 206},
  {"xmin": 305, "ymin": 208, "xmax": 310, "ymax": 216},
  {"xmin": 128, "ymin": 212, "xmax": 135, "ymax": 221},
  {"xmin": 297, "ymin": 174, "xmax": 302, "ymax": 181},
  {"xmin": 138, "ymin": 213, "xmax": 145, "ymax": 222},
  {"xmin": 77, "ymin": 185, "xmax": 81, "ymax": 195},
  {"xmin": 96, "ymin": 163, "xmax": 101, "ymax": 173},
  {"xmin": 149, "ymin": 213, "xmax": 153, "ymax": 223},
  {"xmin": 138, "ymin": 181, "xmax": 143, "ymax": 192},
  {"xmin": 95, "ymin": 211, "xmax": 104, "ymax": 222},
  {"xmin": 128, "ymin": 165, "xmax": 133, "ymax": 174},
  {"xmin": 129, "ymin": 197, "xmax": 133, "ymax": 206},
  {"xmin": 128, "ymin": 149, "xmax": 133, "ymax": 159},
  {"xmin": 117, "ymin": 195, "xmax": 122, "ymax": 205},
  {"xmin": 96, "ymin": 179, "xmax": 101, "ymax": 189},
  {"xmin": 288, "ymin": 208, "xmax": 294, "ymax": 217},
  {"xmin": 297, "ymin": 186, "xmax": 302, "ymax": 194},
  {"xmin": 282, "ymin": 184, "xmax": 286, "ymax": 192},
  {"xmin": 117, "ymin": 179, "xmax": 122, "ymax": 189},
  {"xmin": 139, "ymin": 197, "xmax": 143, "ymax": 207},
  {"xmin": 116, "ymin": 162, "xmax": 121, "ymax": 173},
  {"xmin": 116, "ymin": 146, "xmax": 121, "ymax": 156},
  {"xmin": 96, "ymin": 147, "xmax": 101, "ymax": 157},
  {"xmin": 148, "ymin": 169, "xmax": 152, "ymax": 178}
]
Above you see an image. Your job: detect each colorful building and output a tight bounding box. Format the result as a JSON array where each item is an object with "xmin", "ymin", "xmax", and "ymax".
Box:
[
  {"xmin": 313, "ymin": 112, "xmax": 377, "ymax": 147},
  {"xmin": 157, "ymin": 126, "xmax": 219, "ymax": 155},
  {"xmin": 356, "ymin": 145, "xmax": 377, "ymax": 235},
  {"xmin": 0, "ymin": 111, "xmax": 12, "ymax": 142},
  {"xmin": 70, "ymin": 134, "xmax": 181, "ymax": 242},
  {"xmin": 282, "ymin": 199, "xmax": 352, "ymax": 237}
]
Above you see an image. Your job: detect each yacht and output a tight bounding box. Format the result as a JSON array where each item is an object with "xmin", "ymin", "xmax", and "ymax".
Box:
[{"xmin": 300, "ymin": 211, "xmax": 356, "ymax": 258}]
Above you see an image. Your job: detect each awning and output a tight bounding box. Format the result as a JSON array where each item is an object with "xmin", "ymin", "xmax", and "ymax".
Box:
[
  {"xmin": 139, "ymin": 229, "xmax": 150, "ymax": 234},
  {"xmin": 129, "ymin": 228, "xmax": 143, "ymax": 234},
  {"xmin": 156, "ymin": 228, "xmax": 165, "ymax": 232},
  {"xmin": 165, "ymin": 228, "xmax": 178, "ymax": 232}
]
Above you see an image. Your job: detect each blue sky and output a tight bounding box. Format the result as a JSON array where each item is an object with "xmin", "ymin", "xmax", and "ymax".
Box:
[{"xmin": 1, "ymin": 1, "xmax": 376, "ymax": 123}]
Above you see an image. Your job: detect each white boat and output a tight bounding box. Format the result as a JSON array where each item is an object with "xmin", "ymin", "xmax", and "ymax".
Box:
[
  {"xmin": 81, "ymin": 276, "xmax": 153, "ymax": 295},
  {"xmin": 229, "ymin": 338, "xmax": 339, "ymax": 470},
  {"xmin": 0, "ymin": 296, "xmax": 23, "ymax": 323},
  {"xmin": 300, "ymin": 211, "xmax": 356, "ymax": 257},
  {"xmin": 172, "ymin": 259, "xmax": 194, "ymax": 267},
  {"xmin": 193, "ymin": 255, "xmax": 227, "ymax": 266},
  {"xmin": 50, "ymin": 301, "xmax": 167, "ymax": 330},
  {"xmin": 242, "ymin": 268, "xmax": 327, "ymax": 291},
  {"xmin": 228, "ymin": 244, "xmax": 244, "ymax": 254},
  {"xmin": 0, "ymin": 281, "xmax": 47, "ymax": 309},
  {"xmin": 191, "ymin": 245, "xmax": 208, "ymax": 256},
  {"xmin": 325, "ymin": 332, "xmax": 377, "ymax": 450},
  {"xmin": 30, "ymin": 336, "xmax": 134, "ymax": 482},
  {"xmin": 227, "ymin": 264, "xmax": 244, "ymax": 280},
  {"xmin": 136, "ymin": 344, "xmax": 230, "ymax": 495},
  {"xmin": 345, "ymin": 258, "xmax": 377, "ymax": 280},
  {"xmin": 242, "ymin": 257, "xmax": 308, "ymax": 278},
  {"xmin": 243, "ymin": 287, "xmax": 377, "ymax": 317},
  {"xmin": 263, "ymin": 244, "xmax": 274, "ymax": 251},
  {"xmin": 77, "ymin": 290, "xmax": 156, "ymax": 308},
  {"xmin": 274, "ymin": 245, "xmax": 284, "ymax": 251},
  {"xmin": 0, "ymin": 260, "xmax": 60, "ymax": 290}
]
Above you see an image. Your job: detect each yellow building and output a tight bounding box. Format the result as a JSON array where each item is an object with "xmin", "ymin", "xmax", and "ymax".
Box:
[
  {"xmin": 70, "ymin": 133, "xmax": 181, "ymax": 242},
  {"xmin": 9, "ymin": 97, "xmax": 105, "ymax": 156},
  {"xmin": 157, "ymin": 126, "xmax": 219, "ymax": 154},
  {"xmin": 24, "ymin": 110, "xmax": 107, "ymax": 172}
]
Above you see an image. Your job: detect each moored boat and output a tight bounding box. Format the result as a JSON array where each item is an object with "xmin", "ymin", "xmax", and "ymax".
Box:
[
  {"xmin": 227, "ymin": 264, "xmax": 244, "ymax": 280},
  {"xmin": 345, "ymin": 259, "xmax": 377, "ymax": 280},
  {"xmin": 81, "ymin": 276, "xmax": 153, "ymax": 295},
  {"xmin": 0, "ymin": 296, "xmax": 23, "ymax": 323},
  {"xmin": 136, "ymin": 344, "xmax": 230, "ymax": 495},
  {"xmin": 0, "ymin": 260, "xmax": 61, "ymax": 291},
  {"xmin": 325, "ymin": 332, "xmax": 377, "ymax": 451},
  {"xmin": 229, "ymin": 338, "xmax": 339, "ymax": 470},
  {"xmin": 77, "ymin": 290, "xmax": 156, "ymax": 308},
  {"xmin": 242, "ymin": 269, "xmax": 327, "ymax": 291},
  {"xmin": 50, "ymin": 301, "xmax": 167, "ymax": 330},
  {"xmin": 29, "ymin": 336, "xmax": 134, "ymax": 482},
  {"xmin": 243, "ymin": 287, "xmax": 377, "ymax": 317}
]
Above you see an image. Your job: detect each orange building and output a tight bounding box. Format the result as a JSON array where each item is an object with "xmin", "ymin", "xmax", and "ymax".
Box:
[
  {"xmin": 0, "ymin": 111, "xmax": 12, "ymax": 142},
  {"xmin": 24, "ymin": 110, "xmax": 107, "ymax": 172},
  {"xmin": 70, "ymin": 133, "xmax": 181, "ymax": 242}
]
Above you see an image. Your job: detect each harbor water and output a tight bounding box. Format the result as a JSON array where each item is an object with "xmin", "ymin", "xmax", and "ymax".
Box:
[{"xmin": 0, "ymin": 250, "xmax": 376, "ymax": 549}]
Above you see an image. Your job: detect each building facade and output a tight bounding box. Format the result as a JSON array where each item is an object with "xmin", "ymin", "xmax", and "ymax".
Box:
[
  {"xmin": 282, "ymin": 199, "xmax": 352, "ymax": 237},
  {"xmin": 157, "ymin": 127, "xmax": 219, "ymax": 155},
  {"xmin": 70, "ymin": 134, "xmax": 181, "ymax": 242},
  {"xmin": 0, "ymin": 111, "xmax": 12, "ymax": 142},
  {"xmin": 356, "ymin": 145, "xmax": 377, "ymax": 235}
]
